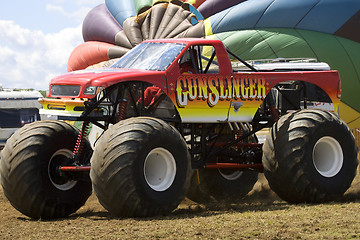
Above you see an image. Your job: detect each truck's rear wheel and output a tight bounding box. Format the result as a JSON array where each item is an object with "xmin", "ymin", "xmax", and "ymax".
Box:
[
  {"xmin": 0, "ymin": 121, "xmax": 92, "ymax": 219},
  {"xmin": 262, "ymin": 109, "xmax": 358, "ymax": 203},
  {"xmin": 90, "ymin": 117, "xmax": 191, "ymax": 217},
  {"xmin": 187, "ymin": 123, "xmax": 259, "ymax": 203},
  {"xmin": 187, "ymin": 168, "xmax": 258, "ymax": 203}
]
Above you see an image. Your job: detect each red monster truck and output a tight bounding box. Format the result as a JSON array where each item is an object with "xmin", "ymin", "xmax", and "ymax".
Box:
[{"xmin": 0, "ymin": 38, "xmax": 358, "ymax": 219}]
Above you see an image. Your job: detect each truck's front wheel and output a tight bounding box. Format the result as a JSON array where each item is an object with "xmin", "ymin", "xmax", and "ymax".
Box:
[
  {"xmin": 0, "ymin": 121, "xmax": 92, "ymax": 219},
  {"xmin": 262, "ymin": 109, "xmax": 358, "ymax": 203},
  {"xmin": 90, "ymin": 117, "xmax": 191, "ymax": 217}
]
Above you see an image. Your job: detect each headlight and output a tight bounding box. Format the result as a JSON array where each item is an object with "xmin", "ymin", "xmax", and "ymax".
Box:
[
  {"xmin": 51, "ymin": 85, "xmax": 80, "ymax": 97},
  {"xmin": 84, "ymin": 86, "xmax": 97, "ymax": 95},
  {"xmin": 84, "ymin": 86, "xmax": 102, "ymax": 95}
]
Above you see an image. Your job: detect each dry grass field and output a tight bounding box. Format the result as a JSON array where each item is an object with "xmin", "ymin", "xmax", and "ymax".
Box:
[{"xmin": 1, "ymin": 171, "xmax": 360, "ymax": 240}]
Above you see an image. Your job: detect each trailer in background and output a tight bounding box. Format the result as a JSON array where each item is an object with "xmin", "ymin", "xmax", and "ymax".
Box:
[{"xmin": 0, "ymin": 85, "xmax": 42, "ymax": 150}]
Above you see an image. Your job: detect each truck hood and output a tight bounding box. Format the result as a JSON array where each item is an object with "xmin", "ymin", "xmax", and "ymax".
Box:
[
  {"xmin": 51, "ymin": 68, "xmax": 165, "ymax": 86},
  {"xmin": 49, "ymin": 68, "xmax": 167, "ymax": 98}
]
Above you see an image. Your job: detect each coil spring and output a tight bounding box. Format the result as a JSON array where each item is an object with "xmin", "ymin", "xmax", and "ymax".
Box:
[
  {"xmin": 73, "ymin": 121, "xmax": 90, "ymax": 158},
  {"xmin": 230, "ymin": 122, "xmax": 243, "ymax": 141},
  {"xmin": 116, "ymin": 98, "xmax": 127, "ymax": 122}
]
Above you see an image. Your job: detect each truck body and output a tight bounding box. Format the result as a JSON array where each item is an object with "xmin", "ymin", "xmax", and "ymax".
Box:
[{"xmin": 41, "ymin": 38, "xmax": 340, "ymax": 124}]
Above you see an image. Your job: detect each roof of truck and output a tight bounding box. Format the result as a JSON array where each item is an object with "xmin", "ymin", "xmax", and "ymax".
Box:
[
  {"xmin": 0, "ymin": 90, "xmax": 42, "ymax": 100},
  {"xmin": 0, "ymin": 90, "xmax": 43, "ymax": 109}
]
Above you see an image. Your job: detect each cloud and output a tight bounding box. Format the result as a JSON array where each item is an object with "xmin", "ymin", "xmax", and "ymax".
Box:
[
  {"xmin": 46, "ymin": 0, "xmax": 104, "ymax": 23},
  {"xmin": 74, "ymin": 0, "xmax": 104, "ymax": 5},
  {"xmin": 46, "ymin": 4, "xmax": 92, "ymax": 23},
  {"xmin": 51, "ymin": 0, "xmax": 103, "ymax": 6},
  {"xmin": 46, "ymin": 4, "xmax": 68, "ymax": 16},
  {"xmin": 0, "ymin": 20, "xmax": 82, "ymax": 90}
]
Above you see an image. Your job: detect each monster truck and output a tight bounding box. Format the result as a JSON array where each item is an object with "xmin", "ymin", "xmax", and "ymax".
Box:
[{"xmin": 0, "ymin": 38, "xmax": 358, "ymax": 219}]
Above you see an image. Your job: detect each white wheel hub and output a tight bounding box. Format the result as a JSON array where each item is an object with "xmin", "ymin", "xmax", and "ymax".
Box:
[
  {"xmin": 144, "ymin": 147, "xmax": 176, "ymax": 191},
  {"xmin": 312, "ymin": 136, "xmax": 343, "ymax": 178}
]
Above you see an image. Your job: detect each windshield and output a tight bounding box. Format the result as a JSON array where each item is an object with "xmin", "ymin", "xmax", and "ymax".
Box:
[{"xmin": 112, "ymin": 42, "xmax": 186, "ymax": 71}]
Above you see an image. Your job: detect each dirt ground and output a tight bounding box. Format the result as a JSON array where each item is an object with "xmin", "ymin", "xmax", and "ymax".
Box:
[{"xmin": 1, "ymin": 170, "xmax": 360, "ymax": 240}]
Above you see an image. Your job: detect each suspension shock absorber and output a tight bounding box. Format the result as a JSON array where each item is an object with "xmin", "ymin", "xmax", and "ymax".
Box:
[
  {"xmin": 267, "ymin": 89, "xmax": 279, "ymax": 122},
  {"xmin": 73, "ymin": 121, "xmax": 90, "ymax": 159},
  {"xmin": 116, "ymin": 88, "xmax": 128, "ymax": 122},
  {"xmin": 233, "ymin": 122, "xmax": 243, "ymax": 141},
  {"xmin": 116, "ymin": 98, "xmax": 128, "ymax": 122}
]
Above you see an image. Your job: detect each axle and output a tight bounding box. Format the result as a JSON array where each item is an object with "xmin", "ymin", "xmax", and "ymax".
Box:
[{"xmin": 205, "ymin": 163, "xmax": 263, "ymax": 170}]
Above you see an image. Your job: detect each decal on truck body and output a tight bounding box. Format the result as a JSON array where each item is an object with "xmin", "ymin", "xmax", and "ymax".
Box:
[{"xmin": 175, "ymin": 75, "xmax": 268, "ymax": 108}]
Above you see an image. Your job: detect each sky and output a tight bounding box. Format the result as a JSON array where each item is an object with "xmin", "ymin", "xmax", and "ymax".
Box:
[{"xmin": 0, "ymin": 0, "xmax": 104, "ymax": 90}]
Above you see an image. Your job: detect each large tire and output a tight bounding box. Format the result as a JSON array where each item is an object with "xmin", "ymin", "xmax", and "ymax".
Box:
[
  {"xmin": 0, "ymin": 120, "xmax": 92, "ymax": 219},
  {"xmin": 90, "ymin": 117, "xmax": 191, "ymax": 217},
  {"xmin": 187, "ymin": 168, "xmax": 258, "ymax": 203},
  {"xmin": 187, "ymin": 124, "xmax": 259, "ymax": 203},
  {"xmin": 262, "ymin": 109, "xmax": 358, "ymax": 203}
]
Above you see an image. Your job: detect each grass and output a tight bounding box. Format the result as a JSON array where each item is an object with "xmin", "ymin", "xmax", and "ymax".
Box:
[{"xmin": 1, "ymin": 171, "xmax": 360, "ymax": 239}]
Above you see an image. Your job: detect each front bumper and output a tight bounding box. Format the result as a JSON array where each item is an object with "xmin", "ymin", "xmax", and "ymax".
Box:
[{"xmin": 39, "ymin": 98, "xmax": 86, "ymax": 117}]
